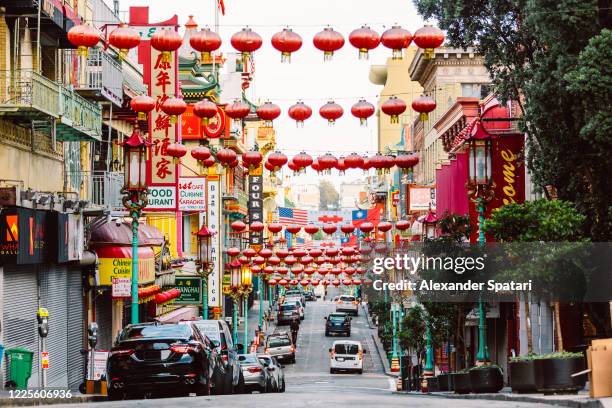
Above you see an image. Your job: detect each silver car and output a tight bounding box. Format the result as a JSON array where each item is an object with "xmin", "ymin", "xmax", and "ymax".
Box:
[
  {"xmin": 335, "ymin": 295, "xmax": 359, "ymax": 316},
  {"xmin": 264, "ymin": 333, "xmax": 296, "ymax": 363},
  {"xmin": 258, "ymin": 354, "xmax": 286, "ymax": 392},
  {"xmin": 238, "ymin": 354, "xmax": 272, "ymax": 393}
]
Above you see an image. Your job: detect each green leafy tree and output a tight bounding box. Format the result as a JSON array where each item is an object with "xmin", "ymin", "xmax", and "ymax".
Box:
[
  {"xmin": 319, "ymin": 180, "xmax": 340, "ymax": 210},
  {"xmin": 413, "ymin": 0, "xmax": 612, "ymax": 240}
]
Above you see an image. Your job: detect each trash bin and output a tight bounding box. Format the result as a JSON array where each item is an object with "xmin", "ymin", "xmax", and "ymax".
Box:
[
  {"xmin": 5, "ymin": 348, "xmax": 34, "ymax": 389},
  {"xmin": 0, "ymin": 345, "xmax": 4, "ymax": 368}
]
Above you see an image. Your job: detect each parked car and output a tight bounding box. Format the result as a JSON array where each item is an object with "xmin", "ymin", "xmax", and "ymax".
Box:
[
  {"xmin": 335, "ymin": 295, "xmax": 359, "ymax": 316},
  {"xmin": 238, "ymin": 354, "xmax": 272, "ymax": 393},
  {"xmin": 284, "ymin": 289, "xmax": 305, "ymax": 305},
  {"xmin": 178, "ymin": 319, "xmax": 244, "ymax": 394},
  {"xmin": 304, "ymin": 290, "xmax": 316, "ymax": 301},
  {"xmin": 277, "ymin": 302, "xmax": 299, "ymax": 325},
  {"xmin": 106, "ymin": 323, "xmax": 222, "ymax": 399},
  {"xmin": 264, "ymin": 332, "xmax": 296, "ymax": 363},
  {"xmin": 329, "ymin": 340, "xmax": 367, "ymax": 374},
  {"xmin": 325, "ymin": 312, "xmax": 351, "ymax": 337},
  {"xmin": 258, "ymin": 354, "xmax": 286, "ymax": 392},
  {"xmin": 284, "ymin": 298, "xmax": 305, "ymax": 320}
]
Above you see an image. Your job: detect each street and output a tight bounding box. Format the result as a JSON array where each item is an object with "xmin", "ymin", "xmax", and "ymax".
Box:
[{"xmin": 53, "ymin": 293, "xmax": 556, "ymax": 408}]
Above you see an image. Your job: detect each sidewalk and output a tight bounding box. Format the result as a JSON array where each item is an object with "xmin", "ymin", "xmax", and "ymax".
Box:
[
  {"xmin": 363, "ymin": 302, "xmax": 397, "ymax": 378},
  {"xmin": 245, "ymin": 299, "xmax": 278, "ymax": 352},
  {"xmin": 0, "ymin": 391, "xmax": 104, "ymax": 406}
]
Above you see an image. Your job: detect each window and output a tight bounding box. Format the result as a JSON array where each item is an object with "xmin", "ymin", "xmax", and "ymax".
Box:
[
  {"xmin": 268, "ymin": 337, "xmax": 291, "ymax": 348},
  {"xmin": 120, "ymin": 325, "xmax": 191, "ymax": 340},
  {"xmin": 461, "ymin": 83, "xmax": 492, "ymax": 99},
  {"xmin": 334, "ymin": 343, "xmax": 359, "ymax": 355}
]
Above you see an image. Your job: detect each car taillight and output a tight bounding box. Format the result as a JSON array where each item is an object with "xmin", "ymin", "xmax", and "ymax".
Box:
[
  {"xmin": 170, "ymin": 345, "xmax": 197, "ymax": 354},
  {"xmin": 358, "ymin": 351, "xmax": 363, "ymax": 360},
  {"xmin": 264, "ymin": 348, "xmax": 269, "ymax": 353},
  {"xmin": 222, "ymin": 354, "xmax": 228, "ymax": 361},
  {"xmin": 109, "ymin": 349, "xmax": 134, "ymax": 358},
  {"xmin": 247, "ymin": 367, "xmax": 262, "ymax": 373},
  {"xmin": 290, "ymin": 346, "xmax": 295, "ymax": 353},
  {"xmin": 337, "ymin": 300, "xmax": 341, "ymax": 304}
]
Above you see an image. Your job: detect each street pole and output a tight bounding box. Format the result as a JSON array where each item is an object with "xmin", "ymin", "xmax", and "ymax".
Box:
[
  {"xmin": 243, "ymin": 295, "xmax": 248, "ymax": 350},
  {"xmin": 202, "ymin": 277, "xmax": 208, "ymax": 319},
  {"xmin": 232, "ymin": 299, "xmax": 238, "ymax": 346},
  {"xmin": 131, "ymin": 212, "xmax": 139, "ymax": 324},
  {"xmin": 475, "ymin": 198, "xmax": 490, "ymax": 362},
  {"xmin": 258, "ymin": 275, "xmax": 263, "ymax": 328},
  {"xmin": 391, "ymin": 304, "xmax": 398, "ymax": 359},
  {"xmin": 424, "ymin": 323, "xmax": 434, "ymax": 373}
]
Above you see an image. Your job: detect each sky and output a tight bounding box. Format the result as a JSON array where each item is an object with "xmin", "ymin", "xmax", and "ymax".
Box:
[{"xmin": 115, "ymin": 0, "xmax": 425, "ymax": 187}]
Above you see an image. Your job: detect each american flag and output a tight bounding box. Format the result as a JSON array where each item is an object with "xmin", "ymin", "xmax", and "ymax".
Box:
[
  {"xmin": 278, "ymin": 207, "xmax": 309, "ymax": 226},
  {"xmin": 293, "ymin": 237, "xmax": 313, "ymax": 250}
]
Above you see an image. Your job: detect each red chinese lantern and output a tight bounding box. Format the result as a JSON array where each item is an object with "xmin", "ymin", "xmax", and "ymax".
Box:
[
  {"xmin": 263, "ymin": 266, "xmax": 275, "ymax": 275},
  {"xmin": 412, "ymin": 95, "xmax": 436, "ymax": 121},
  {"xmin": 268, "ymin": 278, "xmax": 278, "ymax": 286},
  {"xmin": 161, "ymin": 96, "xmax": 187, "ymax": 123},
  {"xmin": 271, "ymin": 28, "xmax": 303, "ymax": 63},
  {"xmin": 130, "ymin": 95, "xmax": 155, "ymax": 121},
  {"xmin": 340, "ymin": 224, "xmax": 355, "ymax": 234},
  {"xmin": 359, "ymin": 245, "xmax": 373, "ymax": 255},
  {"xmin": 309, "ymin": 248, "xmax": 322, "ymax": 257},
  {"xmin": 288, "ymin": 101, "xmax": 312, "ymax": 127},
  {"xmin": 300, "ymin": 255, "xmax": 313, "ymax": 266},
  {"xmin": 319, "ymin": 100, "xmax": 343, "ymax": 125},
  {"xmin": 293, "ymin": 152, "xmax": 313, "ymax": 172},
  {"xmin": 278, "ymin": 278, "xmax": 289, "ymax": 287},
  {"xmin": 381, "ymin": 155, "xmax": 396, "ymax": 173},
  {"xmin": 413, "ymin": 25, "xmax": 445, "ymax": 59},
  {"xmin": 284, "ymin": 255, "xmax": 297, "ymax": 266},
  {"xmin": 190, "ymin": 27, "xmax": 222, "ymax": 61},
  {"xmin": 323, "ymin": 224, "xmax": 337, "ymax": 235},
  {"xmin": 341, "ymin": 247, "xmax": 355, "ymax": 255},
  {"xmin": 313, "ymin": 27, "xmax": 345, "ymax": 61},
  {"xmin": 345, "ymin": 153, "xmax": 365, "ymax": 169},
  {"xmin": 243, "ymin": 248, "xmax": 257, "ymax": 258},
  {"xmin": 304, "ymin": 224, "xmax": 319, "ymax": 235},
  {"xmin": 267, "ymin": 151, "xmax": 288, "ymax": 171},
  {"xmin": 227, "ymin": 247, "xmax": 241, "ymax": 257},
  {"xmin": 287, "ymin": 160, "xmax": 299, "ymax": 173},
  {"xmin": 230, "ymin": 220, "xmax": 246, "ymax": 232},
  {"xmin": 311, "ymin": 279, "xmax": 320, "ymax": 287},
  {"xmin": 378, "ymin": 221, "xmax": 393, "ymax": 233},
  {"xmin": 250, "ymin": 222, "xmax": 266, "ymax": 233},
  {"xmin": 395, "ymin": 154, "xmax": 419, "ymax": 174},
  {"xmin": 191, "ymin": 146, "xmax": 212, "ymax": 161},
  {"xmin": 251, "ymin": 265, "xmax": 262, "ymax": 275},
  {"xmin": 216, "ymin": 148, "xmax": 237, "ymax": 168},
  {"xmin": 264, "ymin": 160, "xmax": 275, "ymax": 172},
  {"xmin": 231, "ymin": 27, "xmax": 263, "ymax": 59},
  {"xmin": 396, "ymin": 219, "xmax": 410, "ymax": 231},
  {"xmin": 381, "ymin": 96, "xmax": 407, "ymax": 123},
  {"xmin": 268, "ymin": 223, "xmax": 283, "ymax": 234},
  {"xmin": 109, "ymin": 24, "xmax": 140, "ymax": 60},
  {"xmin": 344, "ymin": 267, "xmax": 356, "ymax": 276},
  {"xmin": 268, "ymin": 256, "xmax": 281, "ymax": 266},
  {"xmin": 311, "ymin": 159, "xmax": 322, "ymax": 173},
  {"xmin": 299, "ymin": 279, "xmax": 310, "ymax": 287},
  {"xmin": 193, "ymin": 99, "xmax": 218, "ymax": 126},
  {"xmin": 151, "ymin": 29, "xmax": 183, "ymax": 63},
  {"xmin": 351, "ymin": 99, "xmax": 375, "ymax": 126},
  {"xmin": 318, "ymin": 153, "xmax": 338, "ymax": 174},
  {"xmin": 325, "ymin": 247, "xmax": 339, "ymax": 256},
  {"xmin": 381, "ymin": 25, "xmax": 412, "ymax": 59},
  {"xmin": 359, "ymin": 222, "xmax": 374, "ymax": 234},
  {"xmin": 362, "ymin": 156, "xmax": 372, "ymax": 172},
  {"xmin": 352, "ymin": 278, "xmax": 362, "ymax": 285},
  {"xmin": 238, "ymin": 255, "xmax": 250, "ymax": 265},
  {"xmin": 166, "ymin": 143, "xmax": 187, "ymax": 163},
  {"xmin": 67, "ymin": 24, "xmax": 100, "ymax": 56},
  {"xmin": 241, "ymin": 150, "xmax": 263, "ymax": 170},
  {"xmin": 348, "ymin": 25, "xmax": 380, "ymax": 60},
  {"xmin": 335, "ymin": 157, "xmax": 348, "ymax": 174},
  {"xmin": 252, "ymin": 256, "xmax": 265, "ymax": 266},
  {"xmin": 332, "ymin": 279, "xmax": 340, "ymax": 287},
  {"xmin": 369, "ymin": 153, "xmax": 386, "ymax": 172},
  {"xmin": 201, "ymin": 156, "xmax": 216, "ymax": 168},
  {"xmin": 286, "ymin": 224, "xmax": 301, "ymax": 234},
  {"xmin": 256, "ymin": 101, "xmax": 281, "ymax": 127},
  {"xmin": 225, "ymin": 99, "xmax": 251, "ymax": 124}
]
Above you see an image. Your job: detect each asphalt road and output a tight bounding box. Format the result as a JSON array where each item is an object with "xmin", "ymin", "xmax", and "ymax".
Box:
[{"xmin": 54, "ymin": 290, "xmax": 556, "ymax": 407}]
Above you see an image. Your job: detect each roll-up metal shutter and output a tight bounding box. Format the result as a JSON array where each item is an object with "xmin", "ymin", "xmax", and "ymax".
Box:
[
  {"xmin": 38, "ymin": 264, "xmax": 68, "ymax": 388},
  {"xmin": 66, "ymin": 266, "xmax": 84, "ymax": 390},
  {"xmin": 2, "ymin": 266, "xmax": 39, "ymax": 388},
  {"xmin": 94, "ymin": 293, "xmax": 113, "ymax": 351}
]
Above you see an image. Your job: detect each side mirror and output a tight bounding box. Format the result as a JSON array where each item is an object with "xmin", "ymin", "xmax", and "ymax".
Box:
[{"xmin": 328, "ymin": 348, "xmax": 332, "ymax": 353}]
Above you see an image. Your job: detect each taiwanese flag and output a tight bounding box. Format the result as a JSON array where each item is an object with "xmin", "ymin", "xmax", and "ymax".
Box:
[
  {"xmin": 351, "ymin": 207, "xmax": 381, "ymax": 227},
  {"xmin": 341, "ymin": 234, "xmax": 358, "ymax": 247}
]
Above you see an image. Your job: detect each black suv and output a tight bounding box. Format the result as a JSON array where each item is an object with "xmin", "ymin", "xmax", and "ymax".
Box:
[
  {"xmin": 106, "ymin": 323, "xmax": 222, "ymax": 399},
  {"xmin": 324, "ymin": 312, "xmax": 351, "ymax": 337}
]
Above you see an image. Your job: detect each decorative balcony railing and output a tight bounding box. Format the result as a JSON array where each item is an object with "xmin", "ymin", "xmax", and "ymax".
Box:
[{"xmin": 66, "ymin": 171, "xmax": 124, "ymax": 210}]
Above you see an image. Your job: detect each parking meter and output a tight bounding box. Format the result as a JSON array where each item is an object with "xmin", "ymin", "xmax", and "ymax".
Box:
[
  {"xmin": 88, "ymin": 322, "xmax": 98, "ymax": 349},
  {"xmin": 37, "ymin": 308, "xmax": 49, "ymax": 338}
]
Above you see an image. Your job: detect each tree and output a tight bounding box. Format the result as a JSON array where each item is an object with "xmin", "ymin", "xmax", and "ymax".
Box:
[
  {"xmin": 319, "ymin": 180, "xmax": 340, "ymax": 210},
  {"xmin": 413, "ymin": 0, "xmax": 612, "ymax": 240}
]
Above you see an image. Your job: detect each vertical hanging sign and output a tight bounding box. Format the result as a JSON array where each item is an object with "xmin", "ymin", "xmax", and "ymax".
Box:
[
  {"xmin": 206, "ymin": 175, "xmax": 222, "ymax": 308},
  {"xmin": 248, "ymin": 166, "xmax": 263, "ymax": 246}
]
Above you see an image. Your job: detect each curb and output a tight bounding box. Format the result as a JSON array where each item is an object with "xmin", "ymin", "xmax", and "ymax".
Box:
[{"xmin": 394, "ymin": 391, "xmax": 605, "ymax": 408}]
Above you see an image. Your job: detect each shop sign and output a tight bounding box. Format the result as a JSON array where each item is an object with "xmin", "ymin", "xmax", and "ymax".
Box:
[
  {"xmin": 111, "ymin": 277, "xmax": 131, "ymax": 298},
  {"xmin": 222, "ymin": 273, "xmax": 231, "ymax": 294},
  {"xmin": 87, "ymin": 351, "xmax": 109, "ymax": 381},
  {"xmin": 146, "ymin": 186, "xmax": 177, "ymax": 210},
  {"xmin": 175, "ymin": 276, "xmax": 202, "ymax": 304},
  {"xmin": 178, "ymin": 177, "xmax": 206, "ymax": 211},
  {"xmin": 407, "ymin": 185, "xmax": 435, "ymax": 212},
  {"xmin": 207, "ymin": 175, "xmax": 222, "ymax": 307},
  {"xmin": 0, "ymin": 207, "xmax": 47, "ymax": 265},
  {"xmin": 248, "ymin": 167, "xmax": 263, "ymax": 245},
  {"xmin": 97, "ymin": 254, "xmax": 155, "ymax": 286},
  {"xmin": 41, "ymin": 351, "xmax": 49, "ymax": 369}
]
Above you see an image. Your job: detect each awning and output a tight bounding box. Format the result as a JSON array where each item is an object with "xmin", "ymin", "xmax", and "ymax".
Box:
[
  {"xmin": 155, "ymin": 289, "xmax": 181, "ymax": 305},
  {"xmin": 94, "ymin": 246, "xmax": 156, "ymax": 286},
  {"xmin": 90, "ymin": 221, "xmax": 164, "ymax": 246}
]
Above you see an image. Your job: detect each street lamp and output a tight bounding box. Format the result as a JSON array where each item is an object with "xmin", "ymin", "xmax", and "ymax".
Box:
[
  {"xmin": 241, "ymin": 264, "xmax": 253, "ymax": 350},
  {"xmin": 120, "ymin": 125, "xmax": 151, "ymax": 325},
  {"xmin": 196, "ymin": 225, "xmax": 215, "ymax": 319},
  {"xmin": 422, "ymin": 209, "xmax": 438, "ymax": 240},
  {"xmin": 465, "ymin": 119, "xmax": 495, "ymax": 364}
]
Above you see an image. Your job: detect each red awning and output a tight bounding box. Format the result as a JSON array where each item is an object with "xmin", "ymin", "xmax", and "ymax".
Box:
[
  {"xmin": 94, "ymin": 246, "xmax": 155, "ymax": 259},
  {"xmin": 155, "ymin": 288, "xmax": 181, "ymax": 304},
  {"xmin": 89, "ymin": 221, "xmax": 164, "ymax": 246}
]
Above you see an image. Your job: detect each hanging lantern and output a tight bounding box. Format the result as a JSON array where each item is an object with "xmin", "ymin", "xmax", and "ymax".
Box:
[
  {"xmin": 267, "ymin": 151, "xmax": 288, "ymax": 171},
  {"xmin": 311, "ymin": 159, "xmax": 322, "ymax": 173},
  {"xmin": 412, "ymin": 95, "xmax": 436, "ymax": 121},
  {"xmin": 381, "ymin": 96, "xmax": 407, "ymax": 123},
  {"xmin": 252, "ymin": 256, "xmax": 265, "ymax": 266},
  {"xmin": 243, "ymin": 248, "xmax": 257, "ymax": 258},
  {"xmin": 268, "ymin": 223, "xmax": 283, "ymax": 234},
  {"xmin": 120, "ymin": 126, "xmax": 151, "ymax": 192},
  {"xmin": 250, "ymin": 221, "xmax": 266, "ymax": 233},
  {"xmin": 130, "ymin": 95, "xmax": 155, "ymax": 121},
  {"xmin": 108, "ymin": 24, "xmax": 140, "ymax": 60},
  {"xmin": 200, "ymin": 156, "xmax": 216, "ymax": 169},
  {"xmin": 313, "ymin": 27, "xmax": 345, "ymax": 61},
  {"xmin": 325, "ymin": 247, "xmax": 339, "ymax": 257},
  {"xmin": 268, "ymin": 256, "xmax": 281, "ymax": 266},
  {"xmin": 359, "ymin": 222, "xmax": 374, "ymax": 234},
  {"xmin": 309, "ymin": 248, "xmax": 322, "ymax": 257},
  {"xmin": 161, "ymin": 96, "xmax": 187, "ymax": 123},
  {"xmin": 238, "ymin": 255, "xmax": 250, "ymax": 265},
  {"xmin": 381, "ymin": 25, "xmax": 412, "ymax": 59},
  {"xmin": 67, "ymin": 24, "xmax": 100, "ymax": 57},
  {"xmin": 319, "ymin": 100, "xmax": 343, "ymax": 125},
  {"xmin": 340, "ymin": 224, "xmax": 355, "ymax": 235},
  {"xmin": 276, "ymin": 249, "xmax": 289, "ymax": 259},
  {"xmin": 264, "ymin": 160, "xmax": 276, "ymax": 172},
  {"xmin": 318, "ymin": 153, "xmax": 338, "ymax": 174},
  {"xmin": 288, "ymin": 101, "xmax": 312, "ymax": 127},
  {"xmin": 286, "ymin": 224, "xmax": 301, "ymax": 234},
  {"xmin": 256, "ymin": 101, "xmax": 281, "ymax": 127},
  {"xmin": 165, "ymin": 142, "xmax": 187, "ymax": 164},
  {"xmin": 230, "ymin": 220, "xmax": 246, "ymax": 232},
  {"xmin": 227, "ymin": 247, "xmax": 241, "ymax": 257},
  {"xmin": 284, "ymin": 255, "xmax": 297, "ymax": 266},
  {"xmin": 278, "ymin": 266, "xmax": 289, "ymax": 275},
  {"xmin": 413, "ymin": 25, "xmax": 445, "ymax": 59},
  {"xmin": 287, "ymin": 160, "xmax": 299, "ymax": 173},
  {"xmin": 231, "ymin": 27, "xmax": 263, "ymax": 60},
  {"xmin": 395, "ymin": 219, "xmax": 410, "ymax": 231},
  {"xmin": 351, "ymin": 99, "xmax": 375, "ymax": 126},
  {"xmin": 335, "ymin": 157, "xmax": 348, "ymax": 174},
  {"xmin": 190, "ymin": 27, "xmax": 222, "ymax": 61},
  {"xmin": 323, "ymin": 224, "xmax": 337, "ymax": 235},
  {"xmin": 225, "ymin": 99, "xmax": 251, "ymax": 125},
  {"xmin": 251, "ymin": 265, "xmax": 262, "ymax": 275},
  {"xmin": 331, "ymin": 279, "xmax": 340, "ymax": 287},
  {"xmin": 378, "ymin": 221, "xmax": 393, "ymax": 233},
  {"xmin": 382, "ymin": 155, "xmax": 396, "ymax": 174},
  {"xmin": 193, "ymin": 99, "xmax": 218, "ymax": 126},
  {"xmin": 361, "ymin": 156, "xmax": 372, "ymax": 173},
  {"xmin": 151, "ymin": 28, "xmax": 183, "ymax": 63},
  {"xmin": 292, "ymin": 152, "xmax": 313, "ymax": 172},
  {"xmin": 216, "ymin": 148, "xmax": 238, "ymax": 168},
  {"xmin": 241, "ymin": 150, "xmax": 263, "ymax": 170},
  {"xmin": 369, "ymin": 153, "xmax": 386, "ymax": 174},
  {"xmin": 271, "ymin": 28, "xmax": 303, "ymax": 63},
  {"xmin": 395, "ymin": 154, "xmax": 419, "ymax": 174},
  {"xmin": 348, "ymin": 25, "xmax": 380, "ymax": 60},
  {"xmin": 191, "ymin": 146, "xmax": 212, "ymax": 161},
  {"xmin": 292, "ymin": 248, "xmax": 307, "ymax": 258},
  {"xmin": 345, "ymin": 153, "xmax": 365, "ymax": 169},
  {"xmin": 304, "ymin": 224, "xmax": 319, "ymax": 235}
]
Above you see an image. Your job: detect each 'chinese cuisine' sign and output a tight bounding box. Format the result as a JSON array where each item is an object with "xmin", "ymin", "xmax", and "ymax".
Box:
[{"xmin": 149, "ymin": 46, "xmax": 177, "ymax": 186}]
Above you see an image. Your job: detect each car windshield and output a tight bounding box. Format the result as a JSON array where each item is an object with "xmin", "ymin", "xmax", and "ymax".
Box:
[
  {"xmin": 121, "ymin": 325, "xmax": 191, "ymax": 341},
  {"xmin": 329, "ymin": 315, "xmax": 346, "ymax": 322},
  {"xmin": 258, "ymin": 357, "xmax": 271, "ymax": 366},
  {"xmin": 281, "ymin": 304, "xmax": 296, "ymax": 311},
  {"xmin": 268, "ymin": 337, "xmax": 291, "ymax": 347},
  {"xmin": 334, "ymin": 343, "xmax": 360, "ymax": 355},
  {"xmin": 192, "ymin": 322, "xmax": 221, "ymax": 346},
  {"xmin": 238, "ymin": 354, "xmax": 259, "ymax": 364},
  {"xmin": 340, "ymin": 296, "xmax": 355, "ymax": 302}
]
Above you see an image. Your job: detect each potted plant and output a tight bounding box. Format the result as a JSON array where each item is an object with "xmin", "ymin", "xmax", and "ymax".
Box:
[
  {"xmin": 509, "ymin": 355, "xmax": 537, "ymax": 393},
  {"xmin": 452, "ymin": 369, "xmax": 471, "ymax": 394},
  {"xmin": 469, "ymin": 365, "xmax": 504, "ymax": 393},
  {"xmin": 533, "ymin": 352, "xmax": 586, "ymax": 394}
]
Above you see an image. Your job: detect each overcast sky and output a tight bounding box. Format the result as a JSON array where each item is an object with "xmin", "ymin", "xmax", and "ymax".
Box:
[{"xmin": 116, "ymin": 0, "xmax": 425, "ymax": 186}]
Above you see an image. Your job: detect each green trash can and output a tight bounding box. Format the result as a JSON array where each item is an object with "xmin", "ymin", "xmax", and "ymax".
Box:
[{"xmin": 5, "ymin": 348, "xmax": 34, "ymax": 389}]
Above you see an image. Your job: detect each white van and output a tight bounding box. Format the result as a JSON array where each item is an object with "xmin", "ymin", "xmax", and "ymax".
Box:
[{"xmin": 329, "ymin": 340, "xmax": 366, "ymax": 374}]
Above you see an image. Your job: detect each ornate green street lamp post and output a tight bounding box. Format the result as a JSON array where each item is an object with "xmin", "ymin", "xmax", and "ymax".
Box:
[
  {"xmin": 196, "ymin": 225, "xmax": 215, "ymax": 319},
  {"xmin": 228, "ymin": 260, "xmax": 242, "ymax": 346}
]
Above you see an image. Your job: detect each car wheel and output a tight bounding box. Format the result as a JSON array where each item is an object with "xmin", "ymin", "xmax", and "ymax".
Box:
[
  {"xmin": 357, "ymin": 369, "xmax": 363, "ymax": 374},
  {"xmin": 280, "ymin": 379, "xmax": 286, "ymax": 393},
  {"xmin": 325, "ymin": 330, "xmax": 329, "ymax": 336},
  {"xmin": 107, "ymin": 389, "xmax": 124, "ymax": 401},
  {"xmin": 236, "ymin": 371, "xmax": 246, "ymax": 394},
  {"xmin": 211, "ymin": 368, "xmax": 224, "ymax": 395},
  {"xmin": 330, "ymin": 368, "xmax": 335, "ymax": 374},
  {"xmin": 347, "ymin": 331, "xmax": 351, "ymax": 337},
  {"xmin": 224, "ymin": 368, "xmax": 234, "ymax": 394},
  {"xmin": 196, "ymin": 376, "xmax": 212, "ymax": 396}
]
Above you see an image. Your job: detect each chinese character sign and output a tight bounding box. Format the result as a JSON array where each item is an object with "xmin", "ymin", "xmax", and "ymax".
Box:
[
  {"xmin": 149, "ymin": 47, "xmax": 177, "ymax": 185},
  {"xmin": 207, "ymin": 175, "xmax": 222, "ymax": 308}
]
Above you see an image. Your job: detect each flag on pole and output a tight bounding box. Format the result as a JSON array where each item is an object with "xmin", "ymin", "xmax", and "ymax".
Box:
[
  {"xmin": 218, "ymin": 0, "xmax": 226, "ymax": 15},
  {"xmin": 278, "ymin": 207, "xmax": 309, "ymax": 226}
]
